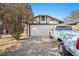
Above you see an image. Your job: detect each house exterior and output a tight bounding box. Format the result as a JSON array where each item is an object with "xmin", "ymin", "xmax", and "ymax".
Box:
[
  {"xmin": 28, "ymin": 15, "xmax": 63, "ymax": 36},
  {"xmin": 63, "ymin": 19, "xmax": 79, "ymax": 25},
  {"xmin": 63, "ymin": 19, "xmax": 79, "ymax": 31}
]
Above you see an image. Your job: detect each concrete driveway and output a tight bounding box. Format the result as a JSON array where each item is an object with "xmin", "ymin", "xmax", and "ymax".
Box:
[{"xmin": 2, "ymin": 36, "xmax": 59, "ymax": 56}]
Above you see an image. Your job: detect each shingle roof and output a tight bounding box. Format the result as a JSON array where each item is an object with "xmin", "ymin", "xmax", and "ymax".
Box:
[{"xmin": 63, "ymin": 19, "xmax": 79, "ymax": 25}]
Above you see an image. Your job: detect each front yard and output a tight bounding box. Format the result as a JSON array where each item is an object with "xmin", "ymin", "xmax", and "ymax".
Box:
[{"xmin": 0, "ymin": 37, "xmax": 21, "ymax": 55}]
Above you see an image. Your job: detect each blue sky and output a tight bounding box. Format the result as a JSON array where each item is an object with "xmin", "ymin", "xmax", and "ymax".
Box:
[{"xmin": 31, "ymin": 3, "xmax": 79, "ymax": 20}]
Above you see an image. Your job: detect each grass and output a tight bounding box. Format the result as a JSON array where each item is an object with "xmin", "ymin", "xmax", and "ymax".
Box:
[{"xmin": 0, "ymin": 37, "xmax": 21, "ymax": 54}]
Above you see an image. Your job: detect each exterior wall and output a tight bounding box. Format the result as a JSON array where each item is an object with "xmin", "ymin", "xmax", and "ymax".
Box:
[
  {"xmin": 53, "ymin": 20, "xmax": 59, "ymax": 24},
  {"xmin": 33, "ymin": 16, "xmax": 39, "ymax": 23},
  {"xmin": 47, "ymin": 16, "xmax": 52, "ymax": 22},
  {"xmin": 33, "ymin": 21, "xmax": 38, "ymax": 23}
]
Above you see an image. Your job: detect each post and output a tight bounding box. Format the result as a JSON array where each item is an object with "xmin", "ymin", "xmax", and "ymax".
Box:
[{"xmin": 0, "ymin": 20, "xmax": 2, "ymax": 38}]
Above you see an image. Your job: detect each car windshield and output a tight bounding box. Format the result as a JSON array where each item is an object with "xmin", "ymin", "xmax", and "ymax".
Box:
[{"xmin": 56, "ymin": 26, "xmax": 72, "ymax": 30}]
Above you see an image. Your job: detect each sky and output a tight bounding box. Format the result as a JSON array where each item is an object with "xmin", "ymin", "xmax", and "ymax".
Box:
[{"xmin": 31, "ymin": 3, "xmax": 79, "ymax": 20}]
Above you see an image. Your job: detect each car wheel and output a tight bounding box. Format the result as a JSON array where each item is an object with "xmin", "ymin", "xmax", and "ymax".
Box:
[
  {"xmin": 58, "ymin": 43, "xmax": 72, "ymax": 56},
  {"xmin": 58, "ymin": 43, "xmax": 64, "ymax": 55}
]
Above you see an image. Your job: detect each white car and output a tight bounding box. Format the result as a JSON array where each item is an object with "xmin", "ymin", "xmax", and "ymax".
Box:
[{"xmin": 49, "ymin": 25, "xmax": 79, "ymax": 56}]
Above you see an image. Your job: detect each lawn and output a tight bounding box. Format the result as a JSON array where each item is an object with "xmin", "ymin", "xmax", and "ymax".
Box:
[{"xmin": 0, "ymin": 37, "xmax": 21, "ymax": 55}]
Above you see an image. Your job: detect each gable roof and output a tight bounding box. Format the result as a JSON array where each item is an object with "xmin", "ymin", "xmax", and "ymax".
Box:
[{"xmin": 34, "ymin": 15, "xmax": 63, "ymax": 23}]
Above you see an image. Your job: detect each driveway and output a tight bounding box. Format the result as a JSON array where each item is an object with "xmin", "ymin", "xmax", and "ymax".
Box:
[{"xmin": 2, "ymin": 36, "xmax": 59, "ymax": 56}]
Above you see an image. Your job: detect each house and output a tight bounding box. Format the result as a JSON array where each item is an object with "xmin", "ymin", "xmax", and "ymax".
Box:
[
  {"xmin": 63, "ymin": 19, "xmax": 79, "ymax": 25},
  {"xmin": 63, "ymin": 19, "xmax": 79, "ymax": 31},
  {"xmin": 0, "ymin": 14, "xmax": 63, "ymax": 37},
  {"xmin": 27, "ymin": 15, "xmax": 63, "ymax": 36}
]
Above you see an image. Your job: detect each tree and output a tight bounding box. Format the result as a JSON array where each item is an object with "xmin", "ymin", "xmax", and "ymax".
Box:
[
  {"xmin": 71, "ymin": 9, "xmax": 79, "ymax": 20},
  {"xmin": 0, "ymin": 3, "xmax": 34, "ymax": 39},
  {"xmin": 69, "ymin": 9, "xmax": 79, "ymax": 31},
  {"xmin": 65, "ymin": 9, "xmax": 79, "ymax": 20}
]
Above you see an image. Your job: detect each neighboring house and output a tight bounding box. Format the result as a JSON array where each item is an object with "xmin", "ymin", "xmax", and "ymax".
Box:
[
  {"xmin": 63, "ymin": 19, "xmax": 79, "ymax": 31},
  {"xmin": 28, "ymin": 15, "xmax": 63, "ymax": 36},
  {"xmin": 63, "ymin": 19, "xmax": 79, "ymax": 25}
]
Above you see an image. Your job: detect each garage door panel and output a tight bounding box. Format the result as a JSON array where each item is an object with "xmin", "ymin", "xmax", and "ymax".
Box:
[{"xmin": 30, "ymin": 25, "xmax": 55, "ymax": 36}]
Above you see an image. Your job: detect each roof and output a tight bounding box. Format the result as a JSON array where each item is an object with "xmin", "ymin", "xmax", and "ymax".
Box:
[{"xmin": 63, "ymin": 19, "xmax": 79, "ymax": 25}]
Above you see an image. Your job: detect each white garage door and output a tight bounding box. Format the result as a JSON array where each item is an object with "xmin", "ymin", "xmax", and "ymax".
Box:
[{"xmin": 30, "ymin": 25, "xmax": 55, "ymax": 36}]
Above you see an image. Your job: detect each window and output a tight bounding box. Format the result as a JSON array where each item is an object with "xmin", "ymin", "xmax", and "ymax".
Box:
[
  {"xmin": 41, "ymin": 16, "xmax": 45, "ymax": 21},
  {"xmin": 56, "ymin": 26, "xmax": 72, "ymax": 30}
]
